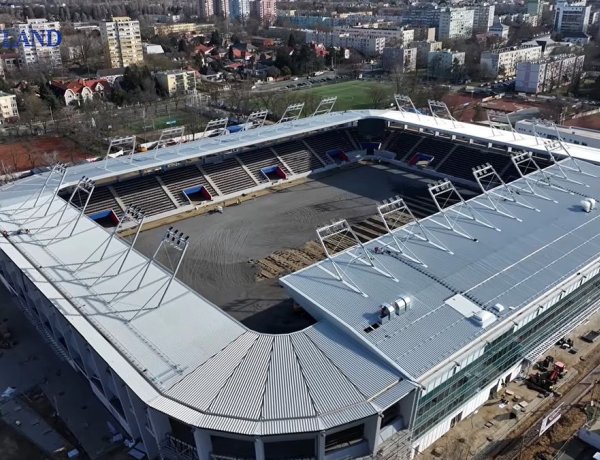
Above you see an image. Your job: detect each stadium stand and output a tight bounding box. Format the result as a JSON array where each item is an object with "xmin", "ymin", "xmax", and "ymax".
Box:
[
  {"xmin": 304, "ymin": 130, "xmax": 355, "ymax": 162},
  {"xmin": 112, "ymin": 175, "xmax": 176, "ymax": 216},
  {"xmin": 436, "ymin": 146, "xmax": 515, "ymax": 181},
  {"xmin": 410, "ymin": 138, "xmax": 454, "ymax": 168},
  {"xmin": 237, "ymin": 147, "xmax": 290, "ymax": 182},
  {"xmin": 272, "ymin": 141, "xmax": 325, "ymax": 174},
  {"xmin": 67, "ymin": 186, "xmax": 122, "ymax": 217},
  {"xmin": 384, "ymin": 131, "xmax": 424, "ymax": 160},
  {"xmin": 160, "ymin": 164, "xmax": 218, "ymax": 205},
  {"xmin": 201, "ymin": 157, "xmax": 257, "ymax": 195}
]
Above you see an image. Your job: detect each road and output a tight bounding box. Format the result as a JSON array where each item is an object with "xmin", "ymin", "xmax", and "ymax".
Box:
[{"xmin": 250, "ymin": 70, "xmax": 341, "ymax": 93}]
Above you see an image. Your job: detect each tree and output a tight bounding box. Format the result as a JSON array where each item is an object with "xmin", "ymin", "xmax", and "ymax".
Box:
[
  {"xmin": 266, "ymin": 66, "xmax": 281, "ymax": 79},
  {"xmin": 368, "ymin": 85, "xmax": 389, "ymax": 109},
  {"xmin": 210, "ymin": 30, "xmax": 221, "ymax": 46},
  {"xmin": 287, "ymin": 33, "xmax": 296, "ymax": 48}
]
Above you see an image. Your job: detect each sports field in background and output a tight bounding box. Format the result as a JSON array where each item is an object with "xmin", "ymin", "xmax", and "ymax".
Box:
[{"xmin": 295, "ymin": 80, "xmax": 395, "ymax": 111}]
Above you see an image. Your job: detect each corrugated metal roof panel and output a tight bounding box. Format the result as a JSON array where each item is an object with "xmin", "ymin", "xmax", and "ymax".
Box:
[
  {"xmin": 305, "ymin": 322, "xmax": 400, "ymax": 397},
  {"xmin": 208, "ymin": 335, "xmax": 273, "ymax": 419},
  {"xmin": 371, "ymin": 381, "xmax": 416, "ymax": 412},
  {"xmin": 290, "ymin": 333, "xmax": 365, "ymax": 413},
  {"xmin": 167, "ymin": 332, "xmax": 258, "ymax": 410},
  {"xmin": 262, "ymin": 335, "xmax": 317, "ymax": 420},
  {"xmin": 319, "ymin": 402, "xmax": 377, "ymax": 430}
]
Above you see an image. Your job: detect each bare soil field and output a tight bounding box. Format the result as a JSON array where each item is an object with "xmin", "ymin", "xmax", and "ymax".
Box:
[
  {"xmin": 135, "ymin": 163, "xmax": 476, "ymax": 333},
  {"xmin": 0, "ymin": 136, "xmax": 90, "ymax": 172}
]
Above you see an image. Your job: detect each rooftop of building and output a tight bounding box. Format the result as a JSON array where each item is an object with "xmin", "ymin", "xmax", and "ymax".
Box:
[{"xmin": 2, "ymin": 109, "xmax": 600, "ymax": 434}]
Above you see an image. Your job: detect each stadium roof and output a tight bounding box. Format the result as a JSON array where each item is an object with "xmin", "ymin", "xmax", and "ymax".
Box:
[
  {"xmin": 2, "ymin": 109, "xmax": 600, "ymax": 435},
  {"xmin": 282, "ymin": 158, "xmax": 600, "ymax": 381},
  {"xmin": 12, "ymin": 109, "xmax": 600, "ymax": 192}
]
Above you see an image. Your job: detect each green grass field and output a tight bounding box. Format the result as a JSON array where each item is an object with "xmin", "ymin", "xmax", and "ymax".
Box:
[{"xmin": 294, "ymin": 80, "xmax": 395, "ymax": 111}]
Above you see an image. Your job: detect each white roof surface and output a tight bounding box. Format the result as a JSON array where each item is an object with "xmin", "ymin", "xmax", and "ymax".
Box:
[{"xmin": 1, "ymin": 109, "xmax": 600, "ymax": 434}]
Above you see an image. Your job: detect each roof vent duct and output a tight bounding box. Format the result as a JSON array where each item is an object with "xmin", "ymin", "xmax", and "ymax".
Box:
[
  {"xmin": 394, "ymin": 296, "xmax": 412, "ymax": 312},
  {"xmin": 380, "ymin": 303, "xmax": 396, "ymax": 322},
  {"xmin": 581, "ymin": 198, "xmax": 596, "ymax": 213},
  {"xmin": 471, "ymin": 311, "xmax": 496, "ymax": 328}
]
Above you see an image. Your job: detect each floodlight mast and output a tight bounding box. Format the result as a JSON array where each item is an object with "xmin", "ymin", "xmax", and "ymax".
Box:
[
  {"xmin": 312, "ymin": 97, "xmax": 337, "ymax": 116},
  {"xmin": 153, "ymin": 127, "xmax": 186, "ymax": 159},
  {"xmin": 278, "ymin": 103, "xmax": 305, "ymax": 124},
  {"xmin": 245, "ymin": 110, "xmax": 269, "ymax": 129},
  {"xmin": 203, "ymin": 118, "xmax": 229, "ymax": 140},
  {"xmin": 104, "ymin": 136, "xmax": 136, "ymax": 169},
  {"xmin": 394, "ymin": 94, "xmax": 419, "ymax": 119},
  {"xmin": 428, "ymin": 100, "xmax": 460, "ymax": 128},
  {"xmin": 43, "ymin": 163, "xmax": 68, "ymax": 217}
]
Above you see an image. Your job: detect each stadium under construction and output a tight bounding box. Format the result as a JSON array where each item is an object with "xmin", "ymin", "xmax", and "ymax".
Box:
[{"xmin": 1, "ymin": 96, "xmax": 600, "ymax": 460}]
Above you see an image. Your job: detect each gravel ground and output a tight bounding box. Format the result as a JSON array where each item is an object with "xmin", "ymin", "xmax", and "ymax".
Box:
[{"xmin": 134, "ymin": 163, "xmax": 460, "ymax": 332}]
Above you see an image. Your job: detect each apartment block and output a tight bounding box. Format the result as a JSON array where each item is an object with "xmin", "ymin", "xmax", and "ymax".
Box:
[
  {"xmin": 438, "ymin": 8, "xmax": 474, "ymax": 39},
  {"xmin": 16, "ymin": 19, "xmax": 62, "ymax": 68},
  {"xmin": 382, "ymin": 47, "xmax": 417, "ymax": 72},
  {"xmin": 554, "ymin": 0, "xmax": 591, "ymax": 35},
  {"xmin": 305, "ymin": 30, "xmax": 385, "ymax": 56},
  {"xmin": 100, "ymin": 17, "xmax": 143, "ymax": 68},
  {"xmin": 427, "ymin": 49, "xmax": 465, "ymax": 78},
  {"xmin": 251, "ymin": 0, "xmax": 277, "ymax": 25},
  {"xmin": 412, "ymin": 40, "xmax": 443, "ymax": 68},
  {"xmin": 0, "ymin": 91, "xmax": 18, "ymax": 122},
  {"xmin": 472, "ymin": 3, "xmax": 495, "ymax": 34},
  {"xmin": 515, "ymin": 54, "xmax": 585, "ymax": 93},
  {"xmin": 156, "ymin": 70, "xmax": 197, "ymax": 96},
  {"xmin": 480, "ymin": 45, "xmax": 542, "ymax": 77}
]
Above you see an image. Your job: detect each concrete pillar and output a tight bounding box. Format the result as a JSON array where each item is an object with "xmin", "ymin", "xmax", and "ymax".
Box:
[
  {"xmin": 193, "ymin": 429, "xmax": 212, "ymax": 460},
  {"xmin": 317, "ymin": 431, "xmax": 326, "ymax": 460},
  {"xmin": 126, "ymin": 388, "xmax": 160, "ymax": 459},
  {"xmin": 254, "ymin": 437, "xmax": 265, "ymax": 460},
  {"xmin": 148, "ymin": 409, "xmax": 170, "ymax": 444},
  {"xmin": 111, "ymin": 372, "xmax": 140, "ymax": 440},
  {"xmin": 365, "ymin": 414, "xmax": 381, "ymax": 453}
]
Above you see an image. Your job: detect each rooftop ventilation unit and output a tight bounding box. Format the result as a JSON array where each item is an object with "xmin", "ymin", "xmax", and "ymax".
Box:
[
  {"xmin": 380, "ymin": 303, "xmax": 396, "ymax": 321},
  {"xmin": 394, "ymin": 296, "xmax": 412, "ymax": 312},
  {"xmin": 471, "ymin": 311, "xmax": 496, "ymax": 328},
  {"xmin": 492, "ymin": 303, "xmax": 505, "ymax": 314},
  {"xmin": 581, "ymin": 198, "xmax": 596, "ymax": 213}
]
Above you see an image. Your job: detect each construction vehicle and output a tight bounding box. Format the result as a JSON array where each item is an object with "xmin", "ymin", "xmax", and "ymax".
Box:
[{"xmin": 528, "ymin": 361, "xmax": 566, "ymax": 393}]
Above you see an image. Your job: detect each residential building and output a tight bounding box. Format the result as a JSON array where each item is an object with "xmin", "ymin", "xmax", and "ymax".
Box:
[
  {"xmin": 488, "ymin": 22, "xmax": 510, "ymax": 39},
  {"xmin": 471, "ymin": 3, "xmax": 495, "ymax": 34},
  {"xmin": 427, "ymin": 49, "xmax": 465, "ymax": 78},
  {"xmin": 200, "ymin": 0, "xmax": 215, "ymax": 18},
  {"xmin": 15, "ymin": 19, "xmax": 62, "ymax": 68},
  {"xmin": 527, "ymin": 0, "xmax": 543, "ymax": 17},
  {"xmin": 230, "ymin": 0, "xmax": 251, "ymax": 20},
  {"xmin": 403, "ymin": 5, "xmax": 441, "ymax": 27},
  {"xmin": 438, "ymin": 8, "xmax": 475, "ymax": 39},
  {"xmin": 413, "ymin": 27, "xmax": 437, "ymax": 41},
  {"xmin": 97, "ymin": 68, "xmax": 126, "ymax": 85},
  {"xmin": 143, "ymin": 44, "xmax": 164, "ymax": 55},
  {"xmin": 554, "ymin": 0, "xmax": 591, "ymax": 35},
  {"xmin": 515, "ymin": 54, "xmax": 584, "ymax": 93},
  {"xmin": 382, "ymin": 47, "xmax": 417, "ymax": 72},
  {"xmin": 50, "ymin": 79, "xmax": 109, "ymax": 106},
  {"xmin": 251, "ymin": 0, "xmax": 277, "ymax": 25},
  {"xmin": 305, "ymin": 30, "xmax": 386, "ymax": 56},
  {"xmin": 0, "ymin": 53, "xmax": 17, "ymax": 75},
  {"xmin": 100, "ymin": 17, "xmax": 143, "ymax": 68},
  {"xmin": 156, "ymin": 70, "xmax": 197, "ymax": 96},
  {"xmin": 153, "ymin": 23, "xmax": 212, "ymax": 36},
  {"xmin": 480, "ymin": 45, "xmax": 542, "ymax": 77},
  {"xmin": 341, "ymin": 25, "xmax": 414, "ymax": 45},
  {"xmin": 412, "ymin": 40, "xmax": 443, "ymax": 68},
  {"xmin": 516, "ymin": 119, "xmax": 600, "ymax": 148},
  {"xmin": 0, "ymin": 91, "xmax": 18, "ymax": 122}
]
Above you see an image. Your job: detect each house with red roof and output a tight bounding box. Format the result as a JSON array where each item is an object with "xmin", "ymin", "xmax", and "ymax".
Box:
[{"xmin": 50, "ymin": 79, "xmax": 109, "ymax": 106}]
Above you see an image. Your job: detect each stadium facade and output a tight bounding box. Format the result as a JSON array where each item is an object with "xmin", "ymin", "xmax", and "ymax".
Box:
[{"xmin": 1, "ymin": 107, "xmax": 600, "ymax": 460}]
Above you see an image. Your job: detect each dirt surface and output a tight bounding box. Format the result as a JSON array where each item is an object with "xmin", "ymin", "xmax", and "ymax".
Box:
[
  {"xmin": 135, "ymin": 163, "xmax": 464, "ymax": 333},
  {"xmin": 0, "ymin": 136, "xmax": 90, "ymax": 172},
  {"xmin": 0, "ymin": 420, "xmax": 46, "ymax": 460},
  {"xmin": 564, "ymin": 114, "xmax": 600, "ymax": 131}
]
